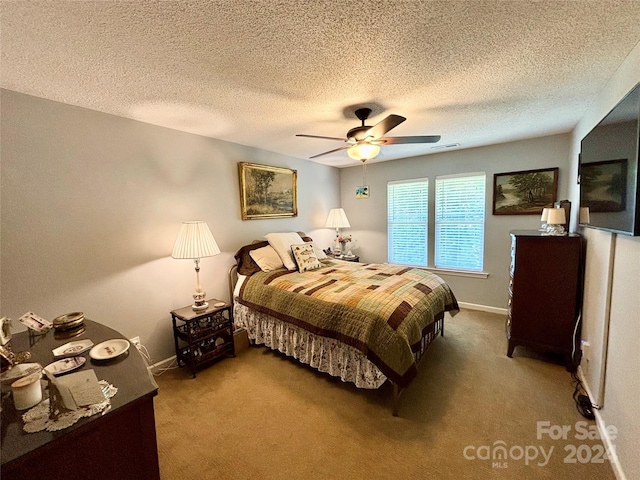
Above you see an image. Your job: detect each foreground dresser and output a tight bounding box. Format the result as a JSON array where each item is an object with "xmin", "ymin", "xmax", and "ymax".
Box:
[
  {"xmin": 506, "ymin": 230, "xmax": 583, "ymax": 370},
  {"xmin": 1, "ymin": 320, "xmax": 160, "ymax": 480}
]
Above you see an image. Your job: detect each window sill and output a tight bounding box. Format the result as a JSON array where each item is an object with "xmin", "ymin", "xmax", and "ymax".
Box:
[
  {"xmin": 387, "ymin": 263, "xmax": 489, "ymax": 279},
  {"xmin": 424, "ymin": 267, "xmax": 489, "ymax": 279}
]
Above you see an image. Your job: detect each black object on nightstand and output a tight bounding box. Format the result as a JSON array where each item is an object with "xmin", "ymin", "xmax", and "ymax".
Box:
[{"xmin": 171, "ymin": 300, "xmax": 235, "ymax": 378}]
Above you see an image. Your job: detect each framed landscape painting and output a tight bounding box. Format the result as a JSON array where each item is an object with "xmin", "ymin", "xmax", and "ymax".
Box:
[
  {"xmin": 493, "ymin": 167, "xmax": 558, "ymax": 215},
  {"xmin": 238, "ymin": 162, "xmax": 298, "ymax": 220},
  {"xmin": 579, "ymin": 158, "xmax": 627, "ymax": 212}
]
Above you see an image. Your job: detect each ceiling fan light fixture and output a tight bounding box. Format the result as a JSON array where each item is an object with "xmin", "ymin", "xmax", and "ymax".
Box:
[
  {"xmin": 298, "ymin": 108, "xmax": 439, "ymax": 160},
  {"xmin": 347, "ymin": 143, "xmax": 380, "ymax": 161}
]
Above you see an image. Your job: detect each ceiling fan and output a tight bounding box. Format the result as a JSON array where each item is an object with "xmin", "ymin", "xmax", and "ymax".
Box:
[{"xmin": 296, "ymin": 108, "xmax": 441, "ymax": 161}]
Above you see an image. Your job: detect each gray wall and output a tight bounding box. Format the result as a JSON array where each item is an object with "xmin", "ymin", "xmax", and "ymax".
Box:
[
  {"xmin": 568, "ymin": 41, "xmax": 640, "ymax": 480},
  {"xmin": 0, "ymin": 90, "xmax": 338, "ymax": 363},
  {"xmin": 339, "ymin": 133, "xmax": 572, "ymax": 309},
  {"xmin": 2, "ymin": 55, "xmax": 639, "ymax": 477}
]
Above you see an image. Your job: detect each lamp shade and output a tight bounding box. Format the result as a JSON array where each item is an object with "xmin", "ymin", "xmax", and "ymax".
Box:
[
  {"xmin": 171, "ymin": 221, "xmax": 220, "ymax": 259},
  {"xmin": 579, "ymin": 207, "xmax": 591, "ymax": 224},
  {"xmin": 546, "ymin": 208, "xmax": 566, "ymax": 225},
  {"xmin": 541, "ymin": 208, "xmax": 550, "ymax": 222},
  {"xmin": 324, "ymin": 208, "xmax": 351, "ymax": 229},
  {"xmin": 347, "ymin": 143, "xmax": 380, "ymax": 161}
]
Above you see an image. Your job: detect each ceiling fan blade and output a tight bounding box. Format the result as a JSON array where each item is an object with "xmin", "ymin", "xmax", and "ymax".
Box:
[
  {"xmin": 377, "ymin": 135, "xmax": 441, "ymax": 145},
  {"xmin": 309, "ymin": 145, "xmax": 351, "ymax": 159},
  {"xmin": 365, "ymin": 114, "xmax": 406, "ymax": 139},
  {"xmin": 296, "ymin": 134, "xmax": 347, "ymax": 142}
]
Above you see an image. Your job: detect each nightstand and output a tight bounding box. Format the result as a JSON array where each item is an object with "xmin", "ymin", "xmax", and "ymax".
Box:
[
  {"xmin": 327, "ymin": 253, "xmax": 359, "ymax": 262},
  {"xmin": 171, "ymin": 300, "xmax": 235, "ymax": 378}
]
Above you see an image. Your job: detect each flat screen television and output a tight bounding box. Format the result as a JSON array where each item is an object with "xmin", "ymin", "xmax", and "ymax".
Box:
[{"xmin": 579, "ymin": 82, "xmax": 640, "ymax": 236}]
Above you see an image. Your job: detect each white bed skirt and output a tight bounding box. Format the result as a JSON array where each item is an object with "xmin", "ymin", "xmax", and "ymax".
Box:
[{"xmin": 233, "ymin": 302, "xmax": 387, "ymax": 389}]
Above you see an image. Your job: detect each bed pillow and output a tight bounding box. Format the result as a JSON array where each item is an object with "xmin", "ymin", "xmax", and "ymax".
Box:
[
  {"xmin": 265, "ymin": 232, "xmax": 305, "ymax": 270},
  {"xmin": 314, "ymin": 244, "xmax": 328, "ymax": 260},
  {"xmin": 249, "ymin": 245, "xmax": 284, "ymax": 272},
  {"xmin": 291, "ymin": 243, "xmax": 322, "ymax": 273},
  {"xmin": 300, "ymin": 235, "xmax": 328, "ymax": 260},
  {"xmin": 234, "ymin": 240, "xmax": 270, "ymax": 275}
]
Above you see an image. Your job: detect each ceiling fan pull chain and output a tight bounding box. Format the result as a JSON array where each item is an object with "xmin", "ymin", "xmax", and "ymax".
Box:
[{"xmin": 362, "ymin": 160, "xmax": 367, "ymax": 186}]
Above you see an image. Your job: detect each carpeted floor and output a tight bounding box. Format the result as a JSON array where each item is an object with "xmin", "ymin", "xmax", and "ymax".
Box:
[{"xmin": 153, "ymin": 309, "xmax": 616, "ymax": 479}]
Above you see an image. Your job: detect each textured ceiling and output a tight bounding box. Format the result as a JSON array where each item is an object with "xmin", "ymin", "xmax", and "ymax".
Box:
[{"xmin": 2, "ymin": 1, "xmax": 640, "ymax": 167}]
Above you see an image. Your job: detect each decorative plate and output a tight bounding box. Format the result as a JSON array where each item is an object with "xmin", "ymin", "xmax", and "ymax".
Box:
[
  {"xmin": 52, "ymin": 339, "xmax": 94, "ymax": 358},
  {"xmin": 54, "ymin": 324, "xmax": 86, "ymax": 341},
  {"xmin": 52, "ymin": 311, "xmax": 85, "ymax": 331},
  {"xmin": 89, "ymin": 339, "xmax": 130, "ymax": 360},
  {"xmin": 44, "ymin": 357, "xmax": 86, "ymax": 376}
]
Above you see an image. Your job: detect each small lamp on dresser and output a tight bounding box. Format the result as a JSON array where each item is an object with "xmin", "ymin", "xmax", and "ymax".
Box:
[
  {"xmin": 539, "ymin": 208, "xmax": 550, "ymax": 231},
  {"xmin": 545, "ymin": 208, "xmax": 567, "ymax": 236},
  {"xmin": 172, "ymin": 221, "xmax": 220, "ymax": 311}
]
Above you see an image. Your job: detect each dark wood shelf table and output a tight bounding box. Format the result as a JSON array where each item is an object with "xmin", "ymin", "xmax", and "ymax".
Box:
[{"xmin": 171, "ymin": 300, "xmax": 235, "ymax": 378}]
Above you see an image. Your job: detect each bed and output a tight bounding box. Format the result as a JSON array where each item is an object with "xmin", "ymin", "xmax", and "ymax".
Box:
[{"xmin": 228, "ymin": 232, "xmax": 459, "ymax": 415}]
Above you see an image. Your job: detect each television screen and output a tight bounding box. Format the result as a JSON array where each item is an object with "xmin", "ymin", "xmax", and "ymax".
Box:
[{"xmin": 579, "ymin": 82, "xmax": 640, "ymax": 235}]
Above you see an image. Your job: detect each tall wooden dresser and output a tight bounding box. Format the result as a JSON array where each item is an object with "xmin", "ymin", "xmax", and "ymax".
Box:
[{"xmin": 506, "ymin": 230, "xmax": 583, "ymax": 370}]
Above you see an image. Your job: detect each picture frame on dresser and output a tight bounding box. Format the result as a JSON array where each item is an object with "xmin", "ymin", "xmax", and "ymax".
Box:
[
  {"xmin": 493, "ymin": 167, "xmax": 558, "ymax": 215},
  {"xmin": 238, "ymin": 162, "xmax": 298, "ymax": 220}
]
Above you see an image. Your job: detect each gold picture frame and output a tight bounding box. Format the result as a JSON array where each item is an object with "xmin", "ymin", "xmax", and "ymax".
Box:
[
  {"xmin": 493, "ymin": 167, "xmax": 558, "ymax": 215},
  {"xmin": 238, "ymin": 162, "xmax": 298, "ymax": 220}
]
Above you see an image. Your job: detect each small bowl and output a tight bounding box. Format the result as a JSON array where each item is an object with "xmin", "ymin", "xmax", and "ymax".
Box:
[{"xmin": 53, "ymin": 312, "xmax": 85, "ymax": 331}]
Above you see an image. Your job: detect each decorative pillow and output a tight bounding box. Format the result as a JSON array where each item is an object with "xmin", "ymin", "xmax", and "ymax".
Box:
[
  {"xmin": 249, "ymin": 245, "xmax": 284, "ymax": 272},
  {"xmin": 234, "ymin": 241, "xmax": 270, "ymax": 275},
  {"xmin": 264, "ymin": 232, "xmax": 305, "ymax": 270},
  {"xmin": 291, "ymin": 243, "xmax": 322, "ymax": 273}
]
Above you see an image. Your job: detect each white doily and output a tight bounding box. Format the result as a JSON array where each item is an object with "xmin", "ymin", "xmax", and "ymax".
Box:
[{"xmin": 22, "ymin": 380, "xmax": 117, "ymax": 433}]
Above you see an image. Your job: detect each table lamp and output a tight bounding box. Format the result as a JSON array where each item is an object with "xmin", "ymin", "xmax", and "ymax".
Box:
[
  {"xmin": 172, "ymin": 221, "xmax": 220, "ymax": 311},
  {"xmin": 545, "ymin": 208, "xmax": 567, "ymax": 236},
  {"xmin": 539, "ymin": 208, "xmax": 550, "ymax": 231},
  {"xmin": 325, "ymin": 208, "xmax": 351, "ymax": 254}
]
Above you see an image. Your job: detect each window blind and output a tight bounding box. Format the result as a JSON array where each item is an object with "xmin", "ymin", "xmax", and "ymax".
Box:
[
  {"xmin": 387, "ymin": 179, "xmax": 428, "ymax": 266},
  {"xmin": 435, "ymin": 173, "xmax": 486, "ymax": 271}
]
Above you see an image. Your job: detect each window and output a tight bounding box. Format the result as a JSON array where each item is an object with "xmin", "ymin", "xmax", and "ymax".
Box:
[
  {"xmin": 387, "ymin": 178, "xmax": 428, "ymax": 266},
  {"xmin": 435, "ymin": 173, "xmax": 486, "ymax": 271},
  {"xmin": 387, "ymin": 173, "xmax": 486, "ymax": 273}
]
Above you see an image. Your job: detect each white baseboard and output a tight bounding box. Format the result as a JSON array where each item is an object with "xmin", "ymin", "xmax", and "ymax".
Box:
[
  {"xmin": 458, "ymin": 302, "xmax": 507, "ymax": 316},
  {"xmin": 577, "ymin": 366, "xmax": 626, "ymax": 480},
  {"xmin": 149, "ymin": 355, "xmax": 177, "ymax": 375}
]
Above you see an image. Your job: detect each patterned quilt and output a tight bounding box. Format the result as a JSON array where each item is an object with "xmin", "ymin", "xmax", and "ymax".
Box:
[{"xmin": 238, "ymin": 260, "xmax": 459, "ymax": 387}]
